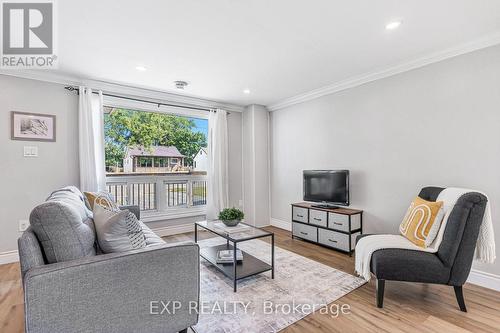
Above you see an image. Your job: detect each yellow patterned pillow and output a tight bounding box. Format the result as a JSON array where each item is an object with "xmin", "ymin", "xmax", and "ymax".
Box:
[
  {"xmin": 399, "ymin": 196, "xmax": 444, "ymax": 248},
  {"xmin": 84, "ymin": 191, "xmax": 116, "ymax": 211}
]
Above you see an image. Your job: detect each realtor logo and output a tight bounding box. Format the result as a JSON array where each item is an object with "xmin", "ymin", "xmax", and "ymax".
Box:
[{"xmin": 1, "ymin": 0, "xmax": 57, "ymax": 68}]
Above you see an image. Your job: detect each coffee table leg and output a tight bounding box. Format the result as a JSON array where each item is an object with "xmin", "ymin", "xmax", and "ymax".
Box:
[
  {"xmin": 233, "ymin": 242, "xmax": 238, "ymax": 292},
  {"xmin": 271, "ymin": 234, "xmax": 275, "ymax": 279},
  {"xmin": 194, "ymin": 224, "xmax": 198, "ymax": 243}
]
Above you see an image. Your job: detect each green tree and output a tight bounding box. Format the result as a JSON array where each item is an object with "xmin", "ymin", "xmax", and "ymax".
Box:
[
  {"xmin": 104, "ymin": 108, "xmax": 207, "ymax": 168},
  {"xmin": 105, "ymin": 142, "xmax": 125, "ymax": 171}
]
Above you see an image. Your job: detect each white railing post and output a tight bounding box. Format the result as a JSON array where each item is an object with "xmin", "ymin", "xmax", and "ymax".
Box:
[
  {"xmin": 126, "ymin": 180, "xmax": 132, "ymax": 206},
  {"xmin": 157, "ymin": 178, "xmax": 165, "ymax": 213},
  {"xmin": 187, "ymin": 179, "xmax": 193, "ymax": 207}
]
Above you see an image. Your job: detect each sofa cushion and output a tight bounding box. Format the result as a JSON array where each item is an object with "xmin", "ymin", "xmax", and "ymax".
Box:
[
  {"xmin": 93, "ymin": 203, "xmax": 147, "ymax": 253},
  {"xmin": 29, "ymin": 186, "xmax": 96, "ymax": 264},
  {"xmin": 370, "ymin": 248, "xmax": 450, "ymax": 284},
  {"xmin": 356, "ymin": 233, "xmax": 450, "ymax": 283}
]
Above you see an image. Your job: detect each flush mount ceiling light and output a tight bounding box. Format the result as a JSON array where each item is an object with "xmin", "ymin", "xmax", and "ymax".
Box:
[
  {"xmin": 243, "ymin": 89, "xmax": 251, "ymax": 94},
  {"xmin": 174, "ymin": 80, "xmax": 188, "ymax": 89},
  {"xmin": 385, "ymin": 20, "xmax": 402, "ymax": 30},
  {"xmin": 135, "ymin": 65, "xmax": 147, "ymax": 71}
]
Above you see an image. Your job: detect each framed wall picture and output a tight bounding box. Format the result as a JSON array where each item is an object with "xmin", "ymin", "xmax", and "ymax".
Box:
[{"xmin": 11, "ymin": 111, "xmax": 56, "ymax": 142}]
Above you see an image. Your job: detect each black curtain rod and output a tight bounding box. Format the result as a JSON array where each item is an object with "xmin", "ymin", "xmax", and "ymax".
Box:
[{"xmin": 64, "ymin": 86, "xmax": 214, "ymax": 112}]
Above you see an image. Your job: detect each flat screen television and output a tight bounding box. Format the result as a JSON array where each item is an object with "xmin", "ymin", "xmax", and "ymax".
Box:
[{"xmin": 303, "ymin": 170, "xmax": 349, "ymax": 208}]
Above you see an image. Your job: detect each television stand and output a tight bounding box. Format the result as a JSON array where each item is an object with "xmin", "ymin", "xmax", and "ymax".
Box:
[{"xmin": 291, "ymin": 202, "xmax": 363, "ymax": 256}]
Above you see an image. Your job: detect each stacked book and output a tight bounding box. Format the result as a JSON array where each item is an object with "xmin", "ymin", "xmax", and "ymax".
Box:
[{"xmin": 216, "ymin": 250, "xmax": 243, "ymax": 264}]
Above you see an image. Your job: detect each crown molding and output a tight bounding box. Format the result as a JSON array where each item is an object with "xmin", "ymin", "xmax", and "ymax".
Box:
[
  {"xmin": 268, "ymin": 31, "xmax": 500, "ymax": 111},
  {"xmin": 0, "ymin": 70, "xmax": 245, "ymax": 112}
]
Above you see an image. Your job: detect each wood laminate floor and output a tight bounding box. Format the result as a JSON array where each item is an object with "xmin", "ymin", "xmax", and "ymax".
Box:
[{"xmin": 1, "ymin": 226, "xmax": 499, "ymax": 333}]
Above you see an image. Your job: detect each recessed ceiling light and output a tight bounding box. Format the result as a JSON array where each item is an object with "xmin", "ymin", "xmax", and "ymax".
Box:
[
  {"xmin": 243, "ymin": 89, "xmax": 251, "ymax": 94},
  {"xmin": 385, "ymin": 20, "xmax": 402, "ymax": 30},
  {"xmin": 174, "ymin": 81, "xmax": 188, "ymax": 89},
  {"xmin": 135, "ymin": 65, "xmax": 147, "ymax": 71}
]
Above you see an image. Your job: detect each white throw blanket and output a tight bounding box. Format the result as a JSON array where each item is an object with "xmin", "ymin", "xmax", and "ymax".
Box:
[{"xmin": 355, "ymin": 188, "xmax": 496, "ymax": 281}]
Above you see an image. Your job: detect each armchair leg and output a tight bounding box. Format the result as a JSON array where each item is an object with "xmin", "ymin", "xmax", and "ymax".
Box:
[
  {"xmin": 376, "ymin": 279, "xmax": 385, "ymax": 308},
  {"xmin": 179, "ymin": 329, "xmax": 188, "ymax": 333},
  {"xmin": 453, "ymin": 286, "xmax": 467, "ymax": 312}
]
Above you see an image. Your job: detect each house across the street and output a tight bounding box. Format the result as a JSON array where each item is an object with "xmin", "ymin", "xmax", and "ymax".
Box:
[
  {"xmin": 193, "ymin": 147, "xmax": 207, "ymax": 171},
  {"xmin": 123, "ymin": 146, "xmax": 186, "ymax": 173}
]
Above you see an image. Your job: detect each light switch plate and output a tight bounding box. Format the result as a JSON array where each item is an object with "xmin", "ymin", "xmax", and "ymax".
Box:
[{"xmin": 23, "ymin": 146, "xmax": 38, "ymax": 157}]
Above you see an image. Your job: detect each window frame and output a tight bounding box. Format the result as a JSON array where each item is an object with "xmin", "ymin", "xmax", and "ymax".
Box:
[{"xmin": 103, "ymin": 95, "xmax": 209, "ymax": 121}]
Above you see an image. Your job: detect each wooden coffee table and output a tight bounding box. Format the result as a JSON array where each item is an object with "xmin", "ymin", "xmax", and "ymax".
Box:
[{"xmin": 195, "ymin": 221, "xmax": 274, "ymax": 292}]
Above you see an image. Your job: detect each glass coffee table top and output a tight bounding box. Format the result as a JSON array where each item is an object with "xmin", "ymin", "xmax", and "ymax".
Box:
[{"xmin": 196, "ymin": 220, "xmax": 272, "ymax": 242}]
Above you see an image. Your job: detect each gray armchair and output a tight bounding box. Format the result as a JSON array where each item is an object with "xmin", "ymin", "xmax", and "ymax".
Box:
[
  {"xmin": 358, "ymin": 186, "xmax": 487, "ymax": 312},
  {"xmin": 18, "ymin": 187, "xmax": 199, "ymax": 333}
]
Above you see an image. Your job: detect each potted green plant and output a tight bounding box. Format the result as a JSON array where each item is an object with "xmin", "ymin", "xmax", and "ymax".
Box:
[{"xmin": 218, "ymin": 207, "xmax": 245, "ymax": 226}]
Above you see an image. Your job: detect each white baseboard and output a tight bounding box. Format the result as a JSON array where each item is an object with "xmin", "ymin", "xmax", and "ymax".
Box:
[
  {"xmin": 467, "ymin": 269, "xmax": 500, "ymax": 291},
  {"xmin": 0, "ymin": 250, "xmax": 19, "ymax": 265},
  {"xmin": 270, "ymin": 218, "xmax": 291, "ymax": 231},
  {"xmin": 150, "ymin": 224, "xmax": 195, "ymax": 237}
]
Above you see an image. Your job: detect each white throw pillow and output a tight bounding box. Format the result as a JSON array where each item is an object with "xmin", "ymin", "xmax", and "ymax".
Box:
[
  {"xmin": 93, "ymin": 203, "xmax": 146, "ymax": 253},
  {"xmin": 138, "ymin": 220, "xmax": 165, "ymax": 246}
]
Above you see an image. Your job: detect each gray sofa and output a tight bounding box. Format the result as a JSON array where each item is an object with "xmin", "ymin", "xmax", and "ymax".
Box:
[
  {"xmin": 358, "ymin": 186, "xmax": 487, "ymax": 312},
  {"xmin": 18, "ymin": 187, "xmax": 199, "ymax": 333}
]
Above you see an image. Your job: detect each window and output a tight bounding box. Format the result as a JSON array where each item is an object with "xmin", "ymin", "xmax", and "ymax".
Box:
[
  {"xmin": 154, "ymin": 158, "xmax": 167, "ymax": 168},
  {"xmin": 103, "ymin": 104, "xmax": 208, "ymax": 219},
  {"xmin": 138, "ymin": 157, "xmax": 152, "ymax": 167},
  {"xmin": 103, "ymin": 107, "xmax": 207, "ymax": 174}
]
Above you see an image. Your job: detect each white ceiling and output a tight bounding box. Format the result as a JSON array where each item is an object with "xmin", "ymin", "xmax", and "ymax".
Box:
[{"xmin": 56, "ymin": 0, "xmax": 500, "ymax": 106}]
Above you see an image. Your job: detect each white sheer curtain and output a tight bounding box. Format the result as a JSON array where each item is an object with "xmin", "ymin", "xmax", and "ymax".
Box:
[
  {"xmin": 78, "ymin": 87, "xmax": 106, "ymax": 192},
  {"xmin": 206, "ymin": 109, "xmax": 229, "ymax": 220}
]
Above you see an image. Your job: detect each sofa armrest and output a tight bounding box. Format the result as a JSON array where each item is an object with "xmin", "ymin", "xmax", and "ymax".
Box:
[
  {"xmin": 119, "ymin": 205, "xmax": 140, "ymax": 219},
  {"xmin": 23, "ymin": 243, "xmax": 199, "ymax": 333}
]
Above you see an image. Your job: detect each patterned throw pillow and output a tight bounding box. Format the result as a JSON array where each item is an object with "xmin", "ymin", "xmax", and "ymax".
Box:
[
  {"xmin": 123, "ymin": 211, "xmax": 148, "ymax": 249},
  {"xmin": 92, "ymin": 200, "xmax": 146, "ymax": 253},
  {"xmin": 399, "ymin": 196, "xmax": 444, "ymax": 248},
  {"xmin": 84, "ymin": 191, "xmax": 117, "ymax": 211}
]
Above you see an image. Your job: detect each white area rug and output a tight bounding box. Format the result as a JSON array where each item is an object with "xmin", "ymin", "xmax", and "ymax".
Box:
[{"xmin": 192, "ymin": 237, "xmax": 366, "ymax": 333}]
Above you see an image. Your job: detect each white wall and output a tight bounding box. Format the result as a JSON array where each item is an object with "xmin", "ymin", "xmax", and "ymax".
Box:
[
  {"xmin": 0, "ymin": 75, "xmax": 79, "ymax": 253},
  {"xmin": 227, "ymin": 111, "xmax": 243, "ymax": 209},
  {"xmin": 0, "ymin": 75, "xmax": 243, "ymax": 256},
  {"xmin": 242, "ymin": 105, "xmax": 270, "ymax": 227},
  {"xmin": 270, "ymin": 44, "xmax": 500, "ymax": 276},
  {"xmin": 242, "ymin": 107, "xmax": 255, "ymax": 224}
]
